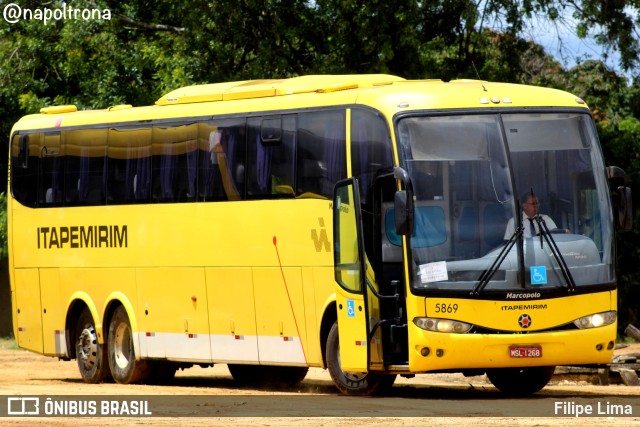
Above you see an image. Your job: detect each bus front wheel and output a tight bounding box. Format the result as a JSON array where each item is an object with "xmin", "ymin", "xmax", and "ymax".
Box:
[
  {"xmin": 486, "ymin": 366, "xmax": 555, "ymax": 395},
  {"xmin": 326, "ymin": 322, "xmax": 396, "ymax": 396},
  {"xmin": 107, "ymin": 306, "xmax": 150, "ymax": 384},
  {"xmin": 75, "ymin": 308, "xmax": 111, "ymax": 384}
]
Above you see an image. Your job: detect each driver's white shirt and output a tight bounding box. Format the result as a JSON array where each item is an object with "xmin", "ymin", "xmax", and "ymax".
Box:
[{"xmin": 503, "ymin": 212, "xmax": 557, "ymax": 239}]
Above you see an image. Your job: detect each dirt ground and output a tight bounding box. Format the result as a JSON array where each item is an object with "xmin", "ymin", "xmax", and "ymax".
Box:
[{"xmin": 0, "ymin": 341, "xmax": 639, "ymax": 427}]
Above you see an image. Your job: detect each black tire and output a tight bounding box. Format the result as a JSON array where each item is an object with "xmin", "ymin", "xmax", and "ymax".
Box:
[
  {"xmin": 263, "ymin": 366, "xmax": 309, "ymax": 386},
  {"xmin": 326, "ymin": 322, "xmax": 396, "ymax": 396},
  {"xmin": 147, "ymin": 360, "xmax": 178, "ymax": 385},
  {"xmin": 228, "ymin": 364, "xmax": 309, "ymax": 386},
  {"xmin": 107, "ymin": 306, "xmax": 150, "ymax": 384},
  {"xmin": 228, "ymin": 364, "xmax": 263, "ymax": 384},
  {"xmin": 486, "ymin": 366, "xmax": 556, "ymax": 395},
  {"xmin": 75, "ymin": 308, "xmax": 111, "ymax": 384}
]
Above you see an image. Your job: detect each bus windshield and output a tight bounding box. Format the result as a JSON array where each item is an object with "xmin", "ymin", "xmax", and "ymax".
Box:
[{"xmin": 395, "ymin": 112, "xmax": 614, "ymax": 294}]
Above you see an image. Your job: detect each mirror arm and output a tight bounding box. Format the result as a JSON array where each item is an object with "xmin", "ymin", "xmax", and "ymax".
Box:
[
  {"xmin": 393, "ymin": 167, "xmax": 415, "ymax": 236},
  {"xmin": 606, "ymin": 166, "xmax": 626, "ymax": 182},
  {"xmin": 393, "ymin": 166, "xmax": 414, "ymax": 195}
]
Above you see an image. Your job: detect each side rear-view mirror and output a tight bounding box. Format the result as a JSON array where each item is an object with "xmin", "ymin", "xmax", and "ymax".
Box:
[
  {"xmin": 394, "ymin": 190, "xmax": 413, "ymax": 236},
  {"xmin": 617, "ymin": 186, "xmax": 633, "ymax": 231}
]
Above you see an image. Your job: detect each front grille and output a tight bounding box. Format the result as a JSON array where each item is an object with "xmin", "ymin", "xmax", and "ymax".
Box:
[{"xmin": 471, "ymin": 322, "xmax": 578, "ymax": 334}]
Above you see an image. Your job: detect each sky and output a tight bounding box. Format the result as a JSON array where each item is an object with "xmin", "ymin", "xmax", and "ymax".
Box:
[
  {"xmin": 523, "ymin": 14, "xmax": 624, "ymax": 74},
  {"xmin": 481, "ymin": 3, "xmax": 631, "ymax": 79}
]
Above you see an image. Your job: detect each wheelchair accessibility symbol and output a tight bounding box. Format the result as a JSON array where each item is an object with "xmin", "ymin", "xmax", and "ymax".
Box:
[
  {"xmin": 530, "ymin": 266, "xmax": 547, "ymax": 285},
  {"xmin": 347, "ymin": 299, "xmax": 356, "ymax": 318}
]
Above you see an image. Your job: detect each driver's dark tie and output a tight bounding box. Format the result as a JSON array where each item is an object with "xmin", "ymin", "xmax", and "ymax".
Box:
[{"xmin": 528, "ymin": 218, "xmax": 536, "ymax": 237}]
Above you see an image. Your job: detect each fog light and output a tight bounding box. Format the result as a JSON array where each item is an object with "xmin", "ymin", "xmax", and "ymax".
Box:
[
  {"xmin": 607, "ymin": 341, "xmax": 615, "ymax": 350},
  {"xmin": 420, "ymin": 347, "xmax": 430, "ymax": 357}
]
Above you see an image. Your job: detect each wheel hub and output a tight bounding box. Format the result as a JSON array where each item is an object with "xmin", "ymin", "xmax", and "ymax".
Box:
[
  {"xmin": 113, "ymin": 322, "xmax": 131, "ymax": 370},
  {"xmin": 77, "ymin": 327, "xmax": 98, "ymax": 368}
]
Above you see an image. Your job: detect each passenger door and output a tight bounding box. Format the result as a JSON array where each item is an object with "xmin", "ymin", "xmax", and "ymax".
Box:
[{"xmin": 332, "ymin": 179, "xmax": 370, "ymax": 371}]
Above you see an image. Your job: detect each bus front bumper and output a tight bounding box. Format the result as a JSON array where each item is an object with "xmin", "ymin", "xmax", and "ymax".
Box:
[{"xmin": 408, "ymin": 323, "xmax": 617, "ymax": 373}]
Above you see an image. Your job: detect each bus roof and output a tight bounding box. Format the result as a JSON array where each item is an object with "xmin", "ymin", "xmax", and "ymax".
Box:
[
  {"xmin": 155, "ymin": 74, "xmax": 406, "ymax": 105},
  {"xmin": 12, "ymin": 75, "xmax": 589, "ymax": 132}
]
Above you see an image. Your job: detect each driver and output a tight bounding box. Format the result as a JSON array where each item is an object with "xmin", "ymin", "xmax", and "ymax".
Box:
[{"xmin": 503, "ymin": 193, "xmax": 558, "ymax": 239}]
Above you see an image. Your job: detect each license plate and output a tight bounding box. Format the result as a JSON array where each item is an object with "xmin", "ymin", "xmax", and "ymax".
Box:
[{"xmin": 509, "ymin": 345, "xmax": 542, "ymax": 358}]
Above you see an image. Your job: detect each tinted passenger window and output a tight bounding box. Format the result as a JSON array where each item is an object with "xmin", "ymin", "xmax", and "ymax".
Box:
[
  {"xmin": 351, "ymin": 109, "xmax": 393, "ymax": 202},
  {"xmin": 38, "ymin": 132, "xmax": 63, "ymax": 206},
  {"xmin": 297, "ymin": 110, "xmax": 346, "ymax": 198},
  {"xmin": 107, "ymin": 127, "xmax": 152, "ymax": 204},
  {"xmin": 10, "ymin": 133, "xmax": 39, "ymax": 208},
  {"xmin": 247, "ymin": 116, "xmax": 296, "ymax": 198},
  {"xmin": 152, "ymin": 124, "xmax": 198, "ymax": 203},
  {"xmin": 198, "ymin": 119, "xmax": 246, "ymax": 201},
  {"xmin": 64, "ymin": 128, "xmax": 107, "ymax": 205}
]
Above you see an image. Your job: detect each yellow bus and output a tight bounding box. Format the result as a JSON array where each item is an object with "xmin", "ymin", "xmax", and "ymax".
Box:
[{"xmin": 8, "ymin": 75, "xmax": 632, "ymax": 394}]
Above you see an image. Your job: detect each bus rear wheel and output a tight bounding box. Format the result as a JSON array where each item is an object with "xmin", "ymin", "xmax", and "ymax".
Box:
[
  {"xmin": 75, "ymin": 308, "xmax": 111, "ymax": 383},
  {"xmin": 108, "ymin": 306, "xmax": 150, "ymax": 384},
  {"xmin": 326, "ymin": 322, "xmax": 396, "ymax": 396},
  {"xmin": 486, "ymin": 366, "xmax": 555, "ymax": 395}
]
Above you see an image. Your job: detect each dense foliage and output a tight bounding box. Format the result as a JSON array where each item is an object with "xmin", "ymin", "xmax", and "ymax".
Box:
[{"xmin": 0, "ymin": 0, "xmax": 639, "ymax": 327}]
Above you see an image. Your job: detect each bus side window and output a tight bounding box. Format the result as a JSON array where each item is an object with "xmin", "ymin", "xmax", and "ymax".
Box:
[
  {"xmin": 10, "ymin": 133, "xmax": 39, "ymax": 208},
  {"xmin": 107, "ymin": 127, "xmax": 152, "ymax": 204},
  {"xmin": 63, "ymin": 129, "xmax": 107, "ymax": 206},
  {"xmin": 297, "ymin": 110, "xmax": 346, "ymax": 199},
  {"xmin": 38, "ymin": 132, "xmax": 63, "ymax": 206},
  {"xmin": 198, "ymin": 119, "xmax": 246, "ymax": 201},
  {"xmin": 247, "ymin": 116, "xmax": 295, "ymax": 198},
  {"xmin": 351, "ymin": 108, "xmax": 394, "ymax": 203},
  {"xmin": 152, "ymin": 123, "xmax": 198, "ymax": 203},
  {"xmin": 18, "ymin": 134, "xmax": 29, "ymax": 168}
]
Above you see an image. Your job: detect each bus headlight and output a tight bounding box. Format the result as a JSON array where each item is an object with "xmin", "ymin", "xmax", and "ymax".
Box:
[
  {"xmin": 573, "ymin": 311, "xmax": 616, "ymax": 329},
  {"xmin": 413, "ymin": 317, "xmax": 472, "ymax": 333}
]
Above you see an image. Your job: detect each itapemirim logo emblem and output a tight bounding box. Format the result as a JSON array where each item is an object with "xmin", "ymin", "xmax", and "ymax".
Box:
[{"xmin": 518, "ymin": 313, "xmax": 532, "ymax": 328}]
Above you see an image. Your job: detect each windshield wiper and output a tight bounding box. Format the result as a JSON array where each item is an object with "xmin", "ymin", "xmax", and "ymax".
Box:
[
  {"xmin": 470, "ymin": 226, "xmax": 523, "ymax": 296},
  {"xmin": 534, "ymin": 215, "xmax": 577, "ymax": 292}
]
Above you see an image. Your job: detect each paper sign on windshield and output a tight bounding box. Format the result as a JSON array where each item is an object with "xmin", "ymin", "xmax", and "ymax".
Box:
[{"xmin": 419, "ymin": 261, "xmax": 448, "ymax": 284}]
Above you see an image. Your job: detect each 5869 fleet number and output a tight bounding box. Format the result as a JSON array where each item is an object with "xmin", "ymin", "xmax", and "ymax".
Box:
[{"xmin": 433, "ymin": 303, "xmax": 458, "ymax": 314}]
